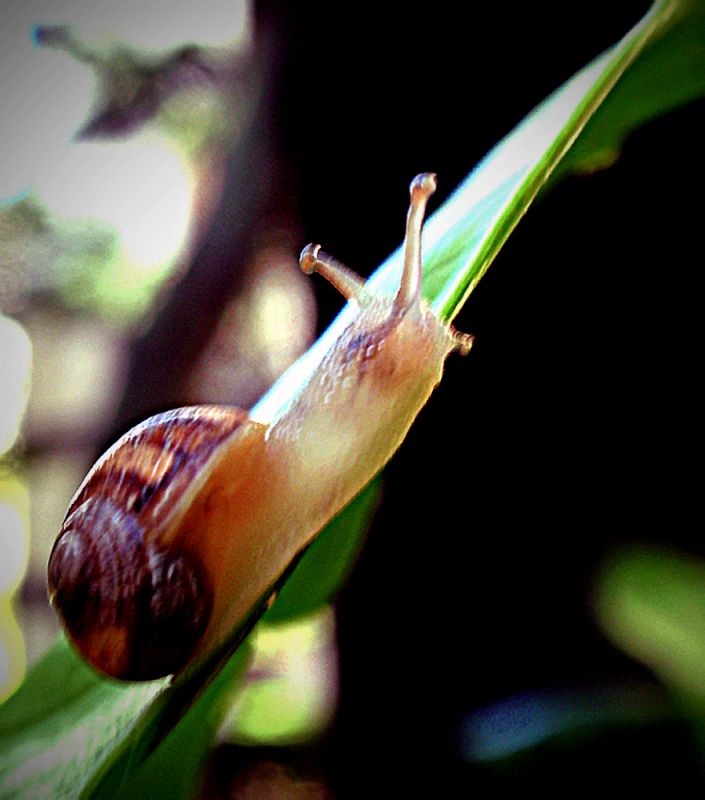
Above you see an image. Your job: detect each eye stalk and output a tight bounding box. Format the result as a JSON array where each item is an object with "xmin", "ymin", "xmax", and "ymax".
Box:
[
  {"xmin": 299, "ymin": 243, "xmax": 367, "ymax": 301},
  {"xmin": 299, "ymin": 173, "xmax": 472, "ymax": 355},
  {"xmin": 299, "ymin": 172, "xmax": 438, "ymax": 318},
  {"xmin": 395, "ymin": 172, "xmax": 437, "ymax": 316}
]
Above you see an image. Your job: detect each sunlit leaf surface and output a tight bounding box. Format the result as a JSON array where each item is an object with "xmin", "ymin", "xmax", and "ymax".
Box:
[{"xmin": 0, "ymin": 638, "xmax": 166, "ymax": 799}]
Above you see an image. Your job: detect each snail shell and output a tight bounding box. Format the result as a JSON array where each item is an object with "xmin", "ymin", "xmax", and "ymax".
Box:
[{"xmin": 47, "ymin": 405, "xmax": 260, "ymax": 680}]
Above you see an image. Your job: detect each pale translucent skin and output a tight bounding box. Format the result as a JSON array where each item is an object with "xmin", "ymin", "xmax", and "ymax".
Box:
[
  {"xmin": 175, "ymin": 297, "xmax": 460, "ymax": 660},
  {"xmin": 49, "ymin": 174, "xmax": 472, "ymax": 678},
  {"xmin": 173, "ymin": 173, "xmax": 472, "ymax": 662}
]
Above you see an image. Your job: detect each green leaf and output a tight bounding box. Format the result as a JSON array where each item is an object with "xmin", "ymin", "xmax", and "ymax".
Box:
[
  {"xmin": 557, "ymin": 0, "xmax": 705, "ymax": 177},
  {"xmin": 3, "ymin": 2, "xmax": 704, "ymax": 796},
  {"xmin": 0, "ymin": 637, "xmax": 166, "ymax": 799},
  {"xmin": 596, "ymin": 545, "xmax": 705, "ymax": 707},
  {"xmin": 263, "ymin": 478, "xmax": 381, "ymax": 624},
  {"xmin": 83, "ymin": 642, "xmax": 251, "ymax": 800},
  {"xmin": 390, "ymin": 0, "xmax": 692, "ymax": 323}
]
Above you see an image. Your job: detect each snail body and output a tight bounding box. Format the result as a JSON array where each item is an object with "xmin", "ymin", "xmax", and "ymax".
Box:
[{"xmin": 48, "ymin": 174, "xmax": 472, "ymax": 680}]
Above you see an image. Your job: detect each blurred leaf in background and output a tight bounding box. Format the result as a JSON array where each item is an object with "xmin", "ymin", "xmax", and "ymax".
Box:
[
  {"xmin": 0, "ymin": 314, "xmax": 32, "ymax": 704},
  {"xmin": 597, "ymin": 546, "xmax": 705, "ymax": 709}
]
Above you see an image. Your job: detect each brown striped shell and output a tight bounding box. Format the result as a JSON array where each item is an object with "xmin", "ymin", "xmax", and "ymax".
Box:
[{"xmin": 47, "ymin": 405, "xmax": 253, "ymax": 680}]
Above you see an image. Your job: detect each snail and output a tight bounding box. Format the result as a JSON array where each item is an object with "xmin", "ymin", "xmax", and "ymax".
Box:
[{"xmin": 47, "ymin": 173, "xmax": 472, "ymax": 681}]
